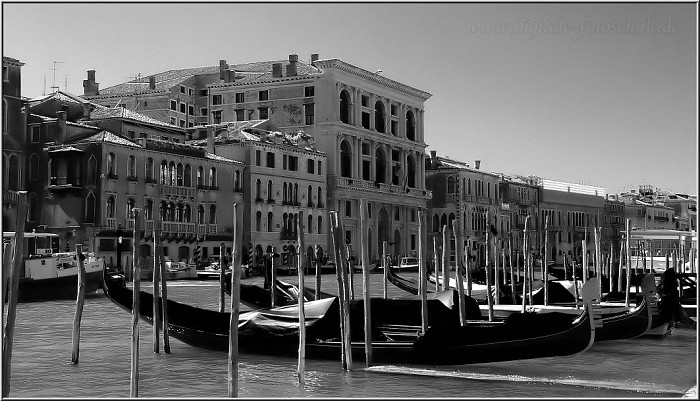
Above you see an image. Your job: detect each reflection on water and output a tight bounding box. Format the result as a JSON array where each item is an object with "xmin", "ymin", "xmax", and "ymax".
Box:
[{"xmin": 3, "ymin": 274, "xmax": 697, "ymax": 398}]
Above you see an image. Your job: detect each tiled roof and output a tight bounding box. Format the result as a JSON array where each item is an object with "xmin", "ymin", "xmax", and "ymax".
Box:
[
  {"xmin": 27, "ymin": 91, "xmax": 91, "ymax": 107},
  {"xmin": 97, "ymin": 59, "xmax": 321, "ymax": 95},
  {"xmin": 205, "ymin": 152, "xmax": 241, "ymax": 164},
  {"xmin": 77, "ymin": 131, "xmax": 141, "ymax": 148},
  {"xmin": 88, "ymin": 106, "xmax": 181, "ymax": 129}
]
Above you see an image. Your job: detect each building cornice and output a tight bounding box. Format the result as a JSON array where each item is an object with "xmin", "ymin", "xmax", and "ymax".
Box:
[{"xmin": 314, "ymin": 59, "xmax": 432, "ymax": 101}]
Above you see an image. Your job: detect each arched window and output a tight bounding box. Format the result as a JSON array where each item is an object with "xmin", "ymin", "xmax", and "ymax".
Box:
[
  {"xmin": 197, "ymin": 166, "xmax": 204, "ymax": 187},
  {"xmin": 406, "ymin": 110, "xmax": 415, "ymax": 141},
  {"xmin": 184, "ymin": 164, "xmax": 192, "ymax": 187},
  {"xmin": 184, "ymin": 204, "xmax": 191, "ymax": 222},
  {"xmin": 287, "ymin": 182, "xmax": 293, "ymax": 204},
  {"xmin": 375, "ymin": 147, "xmax": 387, "ymax": 184},
  {"xmin": 407, "ymin": 155, "xmax": 416, "ymax": 188},
  {"xmin": 268, "ymin": 212, "xmax": 273, "ymax": 232},
  {"xmin": 267, "ymin": 180, "xmax": 273, "ymax": 201},
  {"xmin": 307, "ymin": 185, "xmax": 313, "ymax": 206},
  {"xmin": 449, "ymin": 213, "xmax": 456, "ymax": 230},
  {"xmin": 8, "ymin": 154, "xmax": 19, "ymax": 190},
  {"xmin": 339, "ymin": 90, "xmax": 351, "ymax": 124},
  {"xmin": 198, "ymin": 205, "xmax": 205, "ymax": 224},
  {"xmin": 29, "ymin": 153, "xmax": 39, "ymax": 181},
  {"xmin": 447, "ymin": 176, "xmax": 455, "ymax": 194},
  {"xmin": 168, "ymin": 202, "xmax": 176, "ymax": 221},
  {"xmin": 48, "ymin": 158, "xmax": 57, "ymax": 185},
  {"xmin": 2, "ymin": 99, "xmax": 7, "ymax": 134},
  {"xmin": 256, "ymin": 211, "xmax": 262, "ymax": 231},
  {"xmin": 160, "ymin": 161, "xmax": 168, "ymax": 184},
  {"xmin": 144, "ymin": 199, "xmax": 153, "ymax": 220},
  {"xmin": 177, "ymin": 163, "xmax": 183, "ymax": 186},
  {"xmin": 256, "ymin": 179, "xmax": 262, "ymax": 199},
  {"xmin": 209, "ymin": 204, "xmax": 216, "ymax": 224},
  {"xmin": 127, "ymin": 155, "xmax": 136, "ymax": 179},
  {"xmin": 340, "ymin": 140, "xmax": 352, "ymax": 178},
  {"xmin": 433, "ymin": 214, "xmax": 440, "ymax": 232},
  {"xmin": 317, "ymin": 187, "xmax": 323, "ymax": 207},
  {"xmin": 317, "ymin": 216, "xmax": 323, "ymax": 234},
  {"xmin": 209, "ymin": 167, "xmax": 217, "ymax": 188},
  {"xmin": 374, "ymin": 100, "xmax": 385, "ymax": 133},
  {"xmin": 283, "ymin": 213, "xmax": 288, "ymax": 231},
  {"xmin": 88, "ymin": 155, "xmax": 97, "ymax": 185},
  {"xmin": 441, "ymin": 214, "xmax": 447, "ymax": 230},
  {"xmin": 293, "ymin": 183, "xmax": 298, "ymax": 203},
  {"xmin": 106, "ymin": 196, "xmax": 116, "ymax": 218},
  {"xmin": 107, "ymin": 153, "xmax": 116, "ymax": 177},
  {"xmin": 126, "ymin": 198, "xmax": 135, "ymax": 218},
  {"xmin": 234, "ymin": 170, "xmax": 240, "ymax": 191},
  {"xmin": 85, "ymin": 193, "xmax": 96, "ymax": 222},
  {"xmin": 145, "ymin": 157, "xmax": 154, "ymax": 182},
  {"xmin": 28, "ymin": 193, "xmax": 38, "ymax": 221},
  {"xmin": 283, "ymin": 182, "xmax": 288, "ymax": 203},
  {"xmin": 308, "ymin": 214, "xmax": 313, "ymax": 233},
  {"xmin": 169, "ymin": 162, "xmax": 176, "ymax": 185}
]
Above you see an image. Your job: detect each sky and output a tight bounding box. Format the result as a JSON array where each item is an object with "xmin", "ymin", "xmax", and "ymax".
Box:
[{"xmin": 2, "ymin": 2, "xmax": 697, "ymax": 196}]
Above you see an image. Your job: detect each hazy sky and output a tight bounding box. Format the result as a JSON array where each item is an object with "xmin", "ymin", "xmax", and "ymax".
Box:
[{"xmin": 3, "ymin": 2, "xmax": 697, "ymax": 195}]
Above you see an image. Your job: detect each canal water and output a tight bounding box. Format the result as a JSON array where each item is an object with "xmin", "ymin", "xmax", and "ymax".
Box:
[{"xmin": 3, "ymin": 271, "xmax": 697, "ymax": 398}]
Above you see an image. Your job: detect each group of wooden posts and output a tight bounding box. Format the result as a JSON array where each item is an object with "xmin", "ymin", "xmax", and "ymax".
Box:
[{"xmin": 1, "ymin": 189, "xmax": 692, "ymax": 398}]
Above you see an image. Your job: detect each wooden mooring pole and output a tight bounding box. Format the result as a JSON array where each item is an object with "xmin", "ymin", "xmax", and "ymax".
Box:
[
  {"xmin": 336, "ymin": 214, "xmax": 353, "ymax": 370},
  {"xmin": 454, "ymin": 230, "xmax": 467, "ymax": 326},
  {"xmin": 441, "ymin": 226, "xmax": 450, "ymax": 293},
  {"xmin": 330, "ymin": 211, "xmax": 351, "ymax": 370},
  {"xmin": 157, "ymin": 241, "xmax": 171, "ymax": 353},
  {"xmin": 418, "ymin": 209, "xmax": 428, "ymax": 334},
  {"xmin": 382, "ymin": 240, "xmax": 388, "ymax": 299},
  {"xmin": 314, "ymin": 245, "xmax": 322, "ymax": 300},
  {"xmin": 485, "ymin": 212, "xmax": 494, "ymax": 321},
  {"xmin": 544, "ymin": 216, "xmax": 549, "ymax": 306},
  {"xmin": 296, "ymin": 211, "xmax": 307, "ymax": 385},
  {"xmin": 228, "ymin": 204, "xmax": 241, "ymax": 397},
  {"xmin": 2, "ymin": 192, "xmax": 27, "ymax": 398},
  {"xmin": 624, "ymin": 219, "xmax": 632, "ymax": 307},
  {"xmin": 130, "ymin": 209, "xmax": 142, "ymax": 397},
  {"xmin": 220, "ymin": 243, "xmax": 227, "ymax": 313},
  {"xmin": 271, "ymin": 246, "xmax": 278, "ymax": 308},
  {"xmin": 152, "ymin": 226, "xmax": 161, "ymax": 354},
  {"xmin": 509, "ymin": 238, "xmax": 516, "ymax": 305},
  {"xmin": 433, "ymin": 238, "xmax": 440, "ymax": 293},
  {"xmin": 71, "ymin": 244, "xmax": 87, "ymax": 364},
  {"xmin": 359, "ymin": 200, "xmax": 372, "ymax": 367}
]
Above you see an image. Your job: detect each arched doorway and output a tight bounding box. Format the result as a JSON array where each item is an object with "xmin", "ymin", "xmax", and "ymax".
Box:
[
  {"xmin": 340, "ymin": 140, "xmax": 352, "ymax": 178},
  {"xmin": 375, "ymin": 147, "xmax": 387, "ymax": 184}
]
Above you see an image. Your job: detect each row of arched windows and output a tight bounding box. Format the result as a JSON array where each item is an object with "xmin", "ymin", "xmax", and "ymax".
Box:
[
  {"xmin": 255, "ymin": 179, "xmax": 324, "ymax": 206},
  {"xmin": 445, "ymin": 176, "xmax": 498, "ymax": 200},
  {"xmin": 338, "ymin": 139, "xmax": 418, "ymax": 188},
  {"xmin": 104, "ymin": 195, "xmax": 217, "ymax": 224},
  {"xmin": 339, "ymin": 89, "xmax": 418, "ymax": 141},
  {"xmin": 255, "ymin": 211, "xmax": 324, "ymax": 234}
]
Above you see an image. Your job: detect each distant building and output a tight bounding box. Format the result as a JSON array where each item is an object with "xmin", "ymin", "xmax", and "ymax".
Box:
[
  {"xmin": 188, "ymin": 120, "xmax": 327, "ymax": 266},
  {"xmin": 83, "ymin": 54, "xmax": 433, "ymax": 261},
  {"xmin": 2, "ymin": 56, "xmax": 25, "ymax": 230}
]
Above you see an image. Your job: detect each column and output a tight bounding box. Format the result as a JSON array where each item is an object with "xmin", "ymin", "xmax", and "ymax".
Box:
[{"xmin": 370, "ymin": 140, "xmax": 376, "ymax": 182}]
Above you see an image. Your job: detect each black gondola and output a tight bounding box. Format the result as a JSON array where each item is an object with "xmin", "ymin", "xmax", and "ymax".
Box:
[{"xmin": 102, "ymin": 268, "xmax": 599, "ymax": 364}]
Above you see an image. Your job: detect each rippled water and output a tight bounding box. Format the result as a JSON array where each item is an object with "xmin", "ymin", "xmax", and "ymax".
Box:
[{"xmin": 3, "ymin": 272, "xmax": 697, "ymax": 398}]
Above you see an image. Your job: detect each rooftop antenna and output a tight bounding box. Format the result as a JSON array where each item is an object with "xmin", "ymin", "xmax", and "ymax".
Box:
[
  {"xmin": 64, "ymin": 74, "xmax": 68, "ymax": 93},
  {"xmin": 43, "ymin": 74, "xmax": 46, "ymax": 96},
  {"xmin": 50, "ymin": 61, "xmax": 65, "ymax": 93}
]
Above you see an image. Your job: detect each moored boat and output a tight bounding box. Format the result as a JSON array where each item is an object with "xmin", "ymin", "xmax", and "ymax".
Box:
[{"xmin": 3, "ymin": 232, "xmax": 105, "ymax": 302}]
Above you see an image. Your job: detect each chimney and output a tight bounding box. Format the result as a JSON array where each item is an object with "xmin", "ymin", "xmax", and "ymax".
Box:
[
  {"xmin": 148, "ymin": 76, "xmax": 156, "ymax": 90},
  {"xmin": 82, "ymin": 70, "xmax": 99, "ymax": 96},
  {"xmin": 272, "ymin": 63, "xmax": 283, "ymax": 78},
  {"xmin": 474, "ymin": 160, "xmax": 481, "ymax": 170},
  {"xmin": 56, "ymin": 106, "xmax": 68, "ymax": 144},
  {"xmin": 206, "ymin": 125, "xmax": 215, "ymax": 154},
  {"xmin": 219, "ymin": 60, "xmax": 229, "ymax": 81},
  {"xmin": 286, "ymin": 54, "xmax": 298, "ymax": 77},
  {"xmin": 311, "ymin": 53, "xmax": 319, "ymax": 64},
  {"xmin": 429, "ymin": 150, "xmax": 437, "ymax": 169}
]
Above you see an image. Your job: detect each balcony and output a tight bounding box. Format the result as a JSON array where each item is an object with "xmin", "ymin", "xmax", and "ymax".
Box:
[
  {"xmin": 144, "ymin": 177, "xmax": 157, "ymax": 184},
  {"xmin": 48, "ymin": 177, "xmax": 83, "ymax": 192},
  {"xmin": 106, "ymin": 218, "xmax": 117, "ymax": 228},
  {"xmin": 3, "ymin": 191, "xmax": 18, "ymax": 204},
  {"xmin": 160, "ymin": 221, "xmax": 197, "ymax": 234},
  {"xmin": 161, "ymin": 184, "xmax": 196, "ymax": 199},
  {"xmin": 280, "ymin": 230, "xmax": 297, "ymax": 241},
  {"xmin": 107, "ymin": 173, "xmax": 119, "ymax": 180},
  {"xmin": 446, "ymin": 193, "xmax": 456, "ymax": 202},
  {"xmin": 307, "ymin": 202, "xmax": 315, "ymax": 208},
  {"xmin": 329, "ymin": 176, "xmax": 432, "ymax": 200},
  {"xmin": 127, "ymin": 175, "xmax": 138, "ymax": 182},
  {"xmin": 255, "ymin": 197, "xmax": 265, "ymax": 204},
  {"xmin": 654, "ymin": 216, "xmax": 669, "ymax": 222},
  {"xmin": 267, "ymin": 199, "xmax": 275, "ymax": 204},
  {"xmin": 317, "ymin": 202, "xmax": 324, "ymax": 209}
]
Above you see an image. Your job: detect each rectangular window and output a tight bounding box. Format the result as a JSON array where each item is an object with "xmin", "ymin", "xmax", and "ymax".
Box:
[
  {"xmin": 411, "ymin": 234, "xmax": 416, "ymax": 251},
  {"xmin": 266, "ymin": 152, "xmax": 275, "ymax": 168},
  {"xmin": 170, "ymin": 100, "xmax": 177, "ymax": 110},
  {"xmin": 211, "ymin": 110, "xmax": 222, "ymax": 124},
  {"xmin": 31, "ymin": 126, "xmax": 41, "ymax": 142},
  {"xmin": 304, "ymin": 86, "xmax": 314, "ymax": 97},
  {"xmin": 390, "ymin": 104, "xmax": 397, "ymax": 116},
  {"xmin": 235, "ymin": 92, "xmax": 244, "ymax": 103},
  {"xmin": 307, "ymin": 159, "xmax": 314, "ymax": 174},
  {"xmin": 170, "ymin": 117, "xmax": 177, "ymax": 125},
  {"xmin": 255, "ymin": 150, "xmax": 261, "ymax": 166},
  {"xmin": 188, "ymin": 88, "xmax": 194, "ymax": 96},
  {"xmin": 304, "ymin": 103, "xmax": 314, "ymax": 125},
  {"xmin": 259, "ymin": 107, "xmax": 269, "ymax": 119},
  {"xmin": 317, "ymin": 160, "xmax": 322, "ymax": 175},
  {"xmin": 200, "ymin": 107, "xmax": 208, "ymax": 116},
  {"xmin": 180, "ymin": 103, "xmax": 186, "ymax": 113},
  {"xmin": 345, "ymin": 201, "xmax": 352, "ymax": 217},
  {"xmin": 2, "ymin": 66, "xmax": 8, "ymax": 82},
  {"xmin": 258, "ymin": 90, "xmax": 268, "ymax": 101},
  {"xmin": 235, "ymin": 109, "xmax": 245, "ymax": 121},
  {"xmin": 361, "ymin": 95, "xmax": 369, "ymax": 107},
  {"xmin": 361, "ymin": 112, "xmax": 370, "ymax": 129},
  {"xmin": 212, "ymin": 94, "xmax": 222, "ymax": 105},
  {"xmin": 179, "ymin": 120, "xmax": 185, "ymax": 127},
  {"xmin": 288, "ymin": 156, "xmax": 298, "ymax": 171},
  {"xmin": 188, "ymin": 105, "xmax": 194, "ymax": 116},
  {"xmin": 199, "ymin": 89, "xmax": 208, "ymax": 96},
  {"xmin": 127, "ymin": 130, "xmax": 135, "ymax": 139},
  {"xmin": 180, "ymin": 86, "xmax": 186, "ymax": 94},
  {"xmin": 391, "ymin": 120, "xmax": 398, "ymax": 135},
  {"xmin": 361, "ymin": 143, "xmax": 370, "ymax": 155},
  {"xmin": 283, "ymin": 155, "xmax": 287, "ymax": 170}
]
